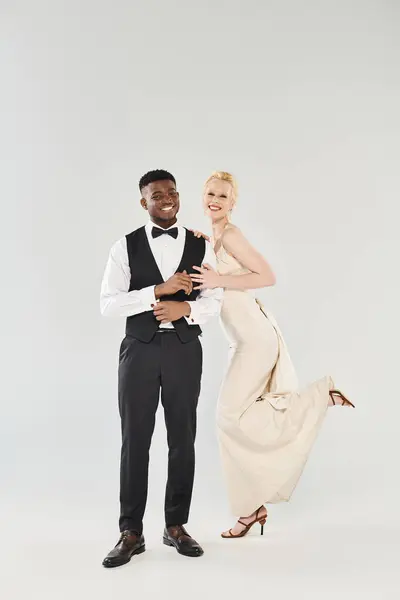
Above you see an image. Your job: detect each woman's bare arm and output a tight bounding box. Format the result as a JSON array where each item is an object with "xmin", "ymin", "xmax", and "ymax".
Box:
[{"xmin": 218, "ymin": 226, "xmax": 276, "ymax": 290}]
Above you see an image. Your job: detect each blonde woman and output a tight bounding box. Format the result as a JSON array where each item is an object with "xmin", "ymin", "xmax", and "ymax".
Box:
[{"xmin": 191, "ymin": 171, "xmax": 354, "ymax": 538}]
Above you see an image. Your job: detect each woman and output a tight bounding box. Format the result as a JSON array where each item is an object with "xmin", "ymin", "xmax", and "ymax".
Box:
[{"xmin": 191, "ymin": 171, "xmax": 354, "ymax": 539}]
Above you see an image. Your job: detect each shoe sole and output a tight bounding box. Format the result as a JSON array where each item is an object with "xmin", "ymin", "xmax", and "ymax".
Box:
[
  {"xmin": 102, "ymin": 544, "xmax": 146, "ymax": 568},
  {"xmin": 163, "ymin": 537, "xmax": 203, "ymax": 557}
]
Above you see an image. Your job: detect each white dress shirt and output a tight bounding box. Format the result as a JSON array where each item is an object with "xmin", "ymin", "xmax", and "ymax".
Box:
[{"xmin": 100, "ymin": 221, "xmax": 222, "ymax": 329}]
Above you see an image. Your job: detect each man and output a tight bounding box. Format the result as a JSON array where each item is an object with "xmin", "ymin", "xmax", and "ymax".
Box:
[{"xmin": 100, "ymin": 169, "xmax": 222, "ymax": 568}]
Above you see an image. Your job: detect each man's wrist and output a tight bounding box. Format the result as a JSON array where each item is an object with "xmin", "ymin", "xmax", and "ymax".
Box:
[
  {"xmin": 154, "ymin": 283, "xmax": 165, "ymax": 299},
  {"xmin": 182, "ymin": 302, "xmax": 191, "ymax": 317}
]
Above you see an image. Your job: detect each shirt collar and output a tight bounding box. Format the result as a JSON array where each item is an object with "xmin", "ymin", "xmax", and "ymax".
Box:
[{"xmin": 146, "ymin": 220, "xmax": 181, "ymax": 233}]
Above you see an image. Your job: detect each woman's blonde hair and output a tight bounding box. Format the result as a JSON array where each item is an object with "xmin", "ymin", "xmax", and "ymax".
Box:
[{"xmin": 204, "ymin": 171, "xmax": 238, "ymax": 205}]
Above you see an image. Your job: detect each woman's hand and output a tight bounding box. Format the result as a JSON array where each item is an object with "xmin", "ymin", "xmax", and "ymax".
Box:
[
  {"xmin": 190, "ymin": 263, "xmax": 221, "ymax": 290},
  {"xmin": 189, "ymin": 229, "xmax": 210, "ymax": 242}
]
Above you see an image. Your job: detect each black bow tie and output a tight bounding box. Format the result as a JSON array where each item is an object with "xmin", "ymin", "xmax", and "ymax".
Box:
[{"xmin": 151, "ymin": 226, "xmax": 178, "ymax": 240}]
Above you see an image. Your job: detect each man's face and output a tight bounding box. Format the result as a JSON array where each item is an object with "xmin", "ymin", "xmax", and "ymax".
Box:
[{"xmin": 140, "ymin": 179, "xmax": 180, "ymax": 227}]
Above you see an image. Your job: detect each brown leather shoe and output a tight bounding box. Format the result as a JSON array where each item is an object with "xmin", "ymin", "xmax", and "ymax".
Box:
[
  {"xmin": 102, "ymin": 530, "xmax": 145, "ymax": 568},
  {"xmin": 163, "ymin": 525, "xmax": 204, "ymax": 557}
]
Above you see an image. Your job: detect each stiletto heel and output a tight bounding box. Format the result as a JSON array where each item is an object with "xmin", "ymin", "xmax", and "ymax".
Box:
[
  {"xmin": 221, "ymin": 507, "xmax": 268, "ymax": 539},
  {"xmin": 329, "ymin": 389, "xmax": 355, "ymax": 408},
  {"xmin": 260, "ymin": 517, "xmax": 266, "ymax": 535}
]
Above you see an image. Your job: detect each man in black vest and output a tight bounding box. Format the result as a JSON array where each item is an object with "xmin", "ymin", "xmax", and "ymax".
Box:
[{"xmin": 100, "ymin": 170, "xmax": 222, "ymax": 567}]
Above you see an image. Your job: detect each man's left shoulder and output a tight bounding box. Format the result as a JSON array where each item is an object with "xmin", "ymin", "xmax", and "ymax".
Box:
[
  {"xmin": 183, "ymin": 227, "xmax": 204, "ymax": 240},
  {"xmin": 184, "ymin": 228, "xmax": 207, "ymax": 249}
]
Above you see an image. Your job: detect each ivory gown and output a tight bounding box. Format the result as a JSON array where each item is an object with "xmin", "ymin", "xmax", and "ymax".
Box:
[{"xmin": 215, "ymin": 229, "xmax": 334, "ymax": 516}]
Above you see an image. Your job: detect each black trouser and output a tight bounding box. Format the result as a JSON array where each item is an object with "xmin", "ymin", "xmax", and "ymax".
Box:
[{"xmin": 118, "ymin": 331, "xmax": 202, "ymax": 534}]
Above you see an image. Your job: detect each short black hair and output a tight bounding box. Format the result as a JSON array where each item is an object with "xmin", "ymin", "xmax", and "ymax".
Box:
[{"xmin": 139, "ymin": 169, "xmax": 176, "ymax": 193}]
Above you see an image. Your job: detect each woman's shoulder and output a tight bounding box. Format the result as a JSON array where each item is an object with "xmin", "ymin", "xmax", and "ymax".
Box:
[
  {"xmin": 222, "ymin": 222, "xmax": 241, "ymax": 238},
  {"xmin": 221, "ymin": 223, "xmax": 245, "ymax": 246}
]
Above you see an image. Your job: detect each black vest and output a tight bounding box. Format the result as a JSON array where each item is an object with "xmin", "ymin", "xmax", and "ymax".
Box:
[{"xmin": 125, "ymin": 226, "xmax": 206, "ymax": 343}]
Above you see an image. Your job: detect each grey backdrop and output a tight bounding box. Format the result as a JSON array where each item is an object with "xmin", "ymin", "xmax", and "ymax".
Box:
[{"xmin": 1, "ymin": 1, "xmax": 399, "ymax": 598}]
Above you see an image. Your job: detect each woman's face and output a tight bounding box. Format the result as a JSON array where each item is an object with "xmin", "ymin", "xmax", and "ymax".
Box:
[{"xmin": 203, "ymin": 178, "xmax": 235, "ymax": 222}]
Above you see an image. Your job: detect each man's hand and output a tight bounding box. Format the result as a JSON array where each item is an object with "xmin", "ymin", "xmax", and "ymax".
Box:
[
  {"xmin": 153, "ymin": 301, "xmax": 191, "ymax": 323},
  {"xmin": 155, "ymin": 271, "xmax": 193, "ymax": 298}
]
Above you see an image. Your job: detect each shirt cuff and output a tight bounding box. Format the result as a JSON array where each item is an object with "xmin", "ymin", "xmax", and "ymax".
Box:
[
  {"xmin": 184, "ymin": 301, "xmax": 201, "ymax": 326},
  {"xmin": 137, "ymin": 285, "xmax": 157, "ymax": 311}
]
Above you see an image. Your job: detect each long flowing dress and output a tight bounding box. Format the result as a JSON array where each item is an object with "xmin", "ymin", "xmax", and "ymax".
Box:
[{"xmin": 215, "ymin": 231, "xmax": 334, "ymax": 516}]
